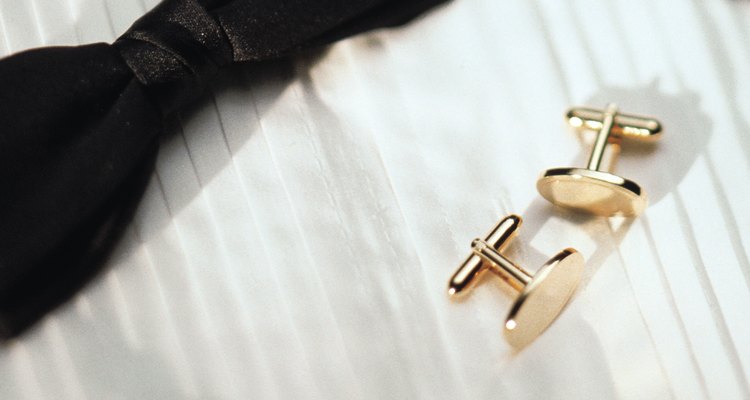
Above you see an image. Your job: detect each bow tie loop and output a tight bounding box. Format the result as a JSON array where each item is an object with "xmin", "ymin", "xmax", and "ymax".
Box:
[{"xmin": 0, "ymin": 0, "xmax": 447, "ymax": 338}]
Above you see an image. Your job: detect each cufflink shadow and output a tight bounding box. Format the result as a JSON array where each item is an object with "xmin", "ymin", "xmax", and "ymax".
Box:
[{"xmin": 499, "ymin": 314, "xmax": 618, "ymax": 399}]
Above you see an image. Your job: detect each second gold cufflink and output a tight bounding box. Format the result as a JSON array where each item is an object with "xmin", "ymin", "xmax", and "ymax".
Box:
[
  {"xmin": 537, "ymin": 103, "xmax": 662, "ymax": 217},
  {"xmin": 448, "ymin": 214, "xmax": 584, "ymax": 348}
]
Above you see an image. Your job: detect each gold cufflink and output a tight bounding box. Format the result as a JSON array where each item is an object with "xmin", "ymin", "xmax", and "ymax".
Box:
[
  {"xmin": 537, "ymin": 104, "xmax": 662, "ymax": 217},
  {"xmin": 448, "ymin": 214, "xmax": 584, "ymax": 348}
]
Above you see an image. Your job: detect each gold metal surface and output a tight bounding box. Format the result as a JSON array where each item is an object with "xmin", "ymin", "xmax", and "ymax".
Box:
[
  {"xmin": 472, "ymin": 239, "xmax": 532, "ymax": 291},
  {"xmin": 504, "ymin": 248, "xmax": 584, "ymax": 348},
  {"xmin": 448, "ymin": 215, "xmax": 522, "ymax": 296},
  {"xmin": 447, "ymin": 215, "xmax": 585, "ymax": 348},
  {"xmin": 537, "ymin": 103, "xmax": 662, "ymax": 217},
  {"xmin": 566, "ymin": 107, "xmax": 662, "ymax": 141},
  {"xmin": 586, "ymin": 103, "xmax": 618, "ymax": 171},
  {"xmin": 537, "ymin": 168, "xmax": 646, "ymax": 217}
]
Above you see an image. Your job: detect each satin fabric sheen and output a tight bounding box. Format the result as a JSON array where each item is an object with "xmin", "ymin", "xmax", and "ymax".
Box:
[{"xmin": 0, "ymin": 0, "xmax": 446, "ymax": 337}]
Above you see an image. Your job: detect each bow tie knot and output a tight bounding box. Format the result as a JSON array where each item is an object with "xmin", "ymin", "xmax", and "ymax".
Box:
[{"xmin": 114, "ymin": 0, "xmax": 233, "ymax": 114}]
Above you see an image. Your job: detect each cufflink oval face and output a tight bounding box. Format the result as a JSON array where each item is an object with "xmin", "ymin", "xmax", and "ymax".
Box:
[
  {"xmin": 448, "ymin": 215, "xmax": 584, "ymax": 348},
  {"xmin": 537, "ymin": 104, "xmax": 662, "ymax": 217},
  {"xmin": 537, "ymin": 167, "xmax": 646, "ymax": 217}
]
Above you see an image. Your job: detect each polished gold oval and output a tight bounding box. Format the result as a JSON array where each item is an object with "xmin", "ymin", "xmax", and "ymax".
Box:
[
  {"xmin": 504, "ymin": 249, "xmax": 584, "ymax": 348},
  {"xmin": 536, "ymin": 168, "xmax": 647, "ymax": 217}
]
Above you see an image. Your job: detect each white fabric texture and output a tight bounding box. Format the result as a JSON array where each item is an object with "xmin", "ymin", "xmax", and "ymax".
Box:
[{"xmin": 1, "ymin": 0, "xmax": 750, "ymax": 398}]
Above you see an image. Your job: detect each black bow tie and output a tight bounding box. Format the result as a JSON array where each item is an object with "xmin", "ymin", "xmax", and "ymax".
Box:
[{"xmin": 0, "ymin": 0, "xmax": 445, "ymax": 337}]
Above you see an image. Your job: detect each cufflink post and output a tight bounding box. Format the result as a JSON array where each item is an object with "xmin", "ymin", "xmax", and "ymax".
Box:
[
  {"xmin": 537, "ymin": 104, "xmax": 662, "ymax": 217},
  {"xmin": 448, "ymin": 215, "xmax": 584, "ymax": 348}
]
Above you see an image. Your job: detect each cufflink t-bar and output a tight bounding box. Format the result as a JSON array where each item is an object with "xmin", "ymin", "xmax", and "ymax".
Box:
[
  {"xmin": 537, "ymin": 104, "xmax": 662, "ymax": 217},
  {"xmin": 448, "ymin": 214, "xmax": 584, "ymax": 348}
]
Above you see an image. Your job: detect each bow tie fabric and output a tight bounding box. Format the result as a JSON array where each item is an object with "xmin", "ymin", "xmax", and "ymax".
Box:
[{"xmin": 0, "ymin": 0, "xmax": 446, "ymax": 337}]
